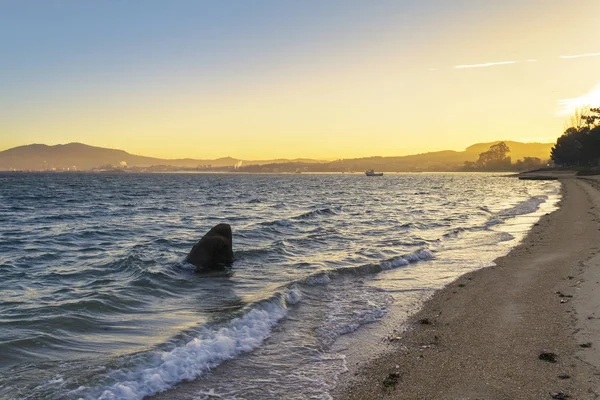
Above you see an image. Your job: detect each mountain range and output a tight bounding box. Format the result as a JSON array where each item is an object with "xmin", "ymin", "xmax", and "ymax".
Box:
[
  {"xmin": 0, "ymin": 141, "xmax": 554, "ymax": 172},
  {"xmin": 0, "ymin": 143, "xmax": 328, "ymax": 171}
]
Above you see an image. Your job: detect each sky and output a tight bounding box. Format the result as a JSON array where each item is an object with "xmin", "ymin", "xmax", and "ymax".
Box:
[{"xmin": 1, "ymin": 0, "xmax": 600, "ymax": 160}]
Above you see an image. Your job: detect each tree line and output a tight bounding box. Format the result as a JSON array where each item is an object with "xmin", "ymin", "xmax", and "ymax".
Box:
[
  {"xmin": 463, "ymin": 141, "xmax": 545, "ymax": 171},
  {"xmin": 551, "ymin": 107, "xmax": 600, "ymax": 167},
  {"xmin": 465, "ymin": 106, "xmax": 600, "ymax": 172}
]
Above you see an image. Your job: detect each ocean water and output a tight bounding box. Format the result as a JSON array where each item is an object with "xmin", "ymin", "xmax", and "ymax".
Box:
[{"xmin": 0, "ymin": 172, "xmax": 560, "ymax": 400}]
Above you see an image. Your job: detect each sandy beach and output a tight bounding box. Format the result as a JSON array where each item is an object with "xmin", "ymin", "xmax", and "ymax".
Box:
[{"xmin": 333, "ymin": 177, "xmax": 600, "ymax": 400}]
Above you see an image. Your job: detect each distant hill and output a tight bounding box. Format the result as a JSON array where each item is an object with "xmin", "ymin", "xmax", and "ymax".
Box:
[
  {"xmin": 327, "ymin": 141, "xmax": 554, "ymax": 172},
  {"xmin": 0, "ymin": 141, "xmax": 554, "ymax": 172},
  {"xmin": 464, "ymin": 141, "xmax": 553, "ymax": 161},
  {"xmin": 237, "ymin": 141, "xmax": 554, "ymax": 173},
  {"xmin": 0, "ymin": 143, "xmax": 328, "ymax": 171}
]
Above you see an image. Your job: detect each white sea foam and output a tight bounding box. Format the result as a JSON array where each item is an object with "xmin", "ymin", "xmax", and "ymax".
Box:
[
  {"xmin": 90, "ymin": 296, "xmax": 292, "ymax": 400},
  {"xmin": 382, "ymin": 249, "xmax": 435, "ymax": 269},
  {"xmin": 317, "ymin": 285, "xmax": 393, "ymax": 348},
  {"xmin": 67, "ymin": 386, "xmax": 87, "ymax": 396},
  {"xmin": 304, "ymin": 273, "xmax": 332, "ymax": 285},
  {"xmin": 498, "ymin": 195, "xmax": 547, "ymax": 217},
  {"xmin": 285, "ymin": 286, "xmax": 303, "ymax": 304},
  {"xmin": 381, "ymin": 257, "xmax": 409, "ymax": 269},
  {"xmin": 193, "ymin": 388, "xmax": 240, "ymax": 400},
  {"xmin": 91, "ymin": 246, "xmax": 432, "ymax": 400},
  {"xmin": 177, "ymin": 261, "xmax": 196, "ymax": 271},
  {"xmin": 35, "ymin": 375, "xmax": 65, "ymax": 390}
]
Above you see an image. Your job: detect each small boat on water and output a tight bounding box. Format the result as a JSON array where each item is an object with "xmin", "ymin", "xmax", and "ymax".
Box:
[{"xmin": 365, "ymin": 169, "xmax": 383, "ymax": 176}]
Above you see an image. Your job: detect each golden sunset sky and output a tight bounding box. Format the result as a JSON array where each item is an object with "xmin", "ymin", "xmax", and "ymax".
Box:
[{"xmin": 2, "ymin": 0, "xmax": 600, "ymax": 159}]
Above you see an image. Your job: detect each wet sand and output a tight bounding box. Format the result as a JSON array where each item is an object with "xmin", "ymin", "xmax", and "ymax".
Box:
[{"xmin": 333, "ymin": 177, "xmax": 600, "ymax": 399}]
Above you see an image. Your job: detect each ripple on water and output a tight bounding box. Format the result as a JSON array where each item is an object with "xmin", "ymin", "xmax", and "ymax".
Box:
[{"xmin": 0, "ymin": 172, "xmax": 561, "ymax": 399}]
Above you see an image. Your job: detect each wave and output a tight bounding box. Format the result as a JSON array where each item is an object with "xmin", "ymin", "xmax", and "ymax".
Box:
[
  {"xmin": 497, "ymin": 195, "xmax": 547, "ymax": 217},
  {"xmin": 316, "ymin": 285, "xmax": 393, "ymax": 348},
  {"xmin": 78, "ymin": 248, "xmax": 434, "ymax": 400},
  {"xmin": 270, "ymin": 202, "xmax": 287, "ymax": 209},
  {"xmin": 260, "ymin": 218, "xmax": 295, "ymax": 228},
  {"xmin": 292, "ymin": 207, "xmax": 340, "ymax": 220},
  {"xmin": 137, "ymin": 206, "xmax": 174, "ymax": 212},
  {"xmin": 233, "ymin": 247, "xmax": 271, "ymax": 259},
  {"xmin": 86, "ymin": 290, "xmax": 299, "ymax": 400},
  {"xmin": 28, "ymin": 213, "xmax": 94, "ymax": 223},
  {"xmin": 299, "ymin": 249, "xmax": 434, "ymax": 285},
  {"xmin": 442, "ymin": 195, "xmax": 551, "ymax": 239},
  {"xmin": 442, "ymin": 227, "xmax": 467, "ymax": 238},
  {"xmin": 258, "ymin": 207, "xmax": 340, "ymax": 229},
  {"xmin": 15, "ymin": 252, "xmax": 60, "ymax": 263}
]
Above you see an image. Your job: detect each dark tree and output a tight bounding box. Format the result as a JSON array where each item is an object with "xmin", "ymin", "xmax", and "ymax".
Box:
[
  {"xmin": 582, "ymin": 125, "xmax": 600, "ymax": 166},
  {"xmin": 551, "ymin": 108, "xmax": 600, "ymax": 167},
  {"xmin": 514, "ymin": 157, "xmax": 544, "ymax": 171},
  {"xmin": 475, "ymin": 142, "xmax": 512, "ymax": 170},
  {"xmin": 550, "ymin": 127, "xmax": 587, "ymax": 166},
  {"xmin": 584, "ymin": 107, "xmax": 600, "ymax": 127}
]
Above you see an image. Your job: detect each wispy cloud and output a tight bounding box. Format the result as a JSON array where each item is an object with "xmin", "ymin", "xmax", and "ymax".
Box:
[
  {"xmin": 454, "ymin": 61, "xmax": 516, "ymax": 69},
  {"xmin": 557, "ymin": 82, "xmax": 600, "ymax": 115},
  {"xmin": 435, "ymin": 50, "xmax": 598, "ymax": 72},
  {"xmin": 559, "ymin": 52, "xmax": 600, "ymax": 59},
  {"xmin": 453, "ymin": 59, "xmax": 537, "ymax": 69}
]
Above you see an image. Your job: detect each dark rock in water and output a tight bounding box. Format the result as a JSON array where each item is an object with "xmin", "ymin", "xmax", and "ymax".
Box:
[{"xmin": 185, "ymin": 223, "xmax": 234, "ymax": 271}]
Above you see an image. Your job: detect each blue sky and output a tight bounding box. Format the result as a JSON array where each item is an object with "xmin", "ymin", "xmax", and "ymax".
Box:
[{"xmin": 2, "ymin": 0, "xmax": 599, "ymax": 158}]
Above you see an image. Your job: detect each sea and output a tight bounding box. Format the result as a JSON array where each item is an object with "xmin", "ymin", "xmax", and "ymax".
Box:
[{"xmin": 0, "ymin": 172, "xmax": 560, "ymax": 400}]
